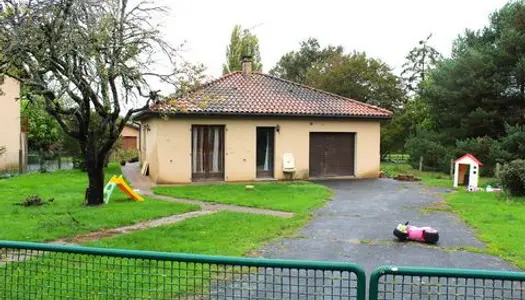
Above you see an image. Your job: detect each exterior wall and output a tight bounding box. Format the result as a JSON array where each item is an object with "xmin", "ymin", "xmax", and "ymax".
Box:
[
  {"xmin": 146, "ymin": 117, "xmax": 381, "ymax": 184},
  {"xmin": 121, "ymin": 125, "xmax": 139, "ymax": 139},
  {"xmin": 139, "ymin": 119, "xmax": 160, "ymax": 182},
  {"xmin": 121, "ymin": 125, "xmax": 139, "ymax": 150},
  {"xmin": 0, "ymin": 78, "xmax": 22, "ymax": 172}
]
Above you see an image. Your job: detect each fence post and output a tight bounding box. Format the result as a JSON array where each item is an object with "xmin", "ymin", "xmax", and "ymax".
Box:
[
  {"xmin": 18, "ymin": 149, "xmax": 23, "ymax": 174},
  {"xmin": 495, "ymin": 163, "xmax": 501, "ymax": 176},
  {"xmin": 39, "ymin": 153, "xmax": 46, "ymax": 173},
  {"xmin": 450, "ymin": 159, "xmax": 454, "ymax": 179},
  {"xmin": 58, "ymin": 153, "xmax": 62, "ymax": 170},
  {"xmin": 368, "ymin": 268, "xmax": 382, "ymax": 300},
  {"xmin": 419, "ymin": 156, "xmax": 423, "ymax": 171}
]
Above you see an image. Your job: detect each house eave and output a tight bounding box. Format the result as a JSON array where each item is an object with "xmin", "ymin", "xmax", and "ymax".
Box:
[{"xmin": 134, "ymin": 111, "xmax": 392, "ymax": 121}]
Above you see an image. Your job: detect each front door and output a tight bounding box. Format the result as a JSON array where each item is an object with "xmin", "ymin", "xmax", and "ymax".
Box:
[
  {"xmin": 192, "ymin": 125, "xmax": 225, "ymax": 181},
  {"xmin": 256, "ymin": 127, "xmax": 275, "ymax": 178}
]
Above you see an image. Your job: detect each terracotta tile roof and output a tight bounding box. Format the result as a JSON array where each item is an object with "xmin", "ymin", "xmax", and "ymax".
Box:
[{"xmin": 148, "ymin": 72, "xmax": 392, "ymax": 118}]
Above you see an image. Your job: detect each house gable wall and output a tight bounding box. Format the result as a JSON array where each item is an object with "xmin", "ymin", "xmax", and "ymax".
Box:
[
  {"xmin": 121, "ymin": 125, "xmax": 139, "ymax": 138},
  {"xmin": 140, "ymin": 119, "xmax": 160, "ymax": 182}
]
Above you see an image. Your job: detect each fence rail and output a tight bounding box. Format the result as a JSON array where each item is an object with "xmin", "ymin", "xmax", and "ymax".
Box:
[
  {"xmin": 369, "ymin": 265, "xmax": 525, "ymax": 300},
  {"xmin": 0, "ymin": 240, "xmax": 366, "ymax": 299},
  {"xmin": 3, "ymin": 241, "xmax": 525, "ymax": 299}
]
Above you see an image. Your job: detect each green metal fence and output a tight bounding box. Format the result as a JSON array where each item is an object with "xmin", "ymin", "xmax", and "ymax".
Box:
[
  {"xmin": 0, "ymin": 240, "xmax": 366, "ymax": 299},
  {"xmin": 3, "ymin": 241, "xmax": 525, "ymax": 300},
  {"xmin": 369, "ymin": 265, "xmax": 525, "ymax": 300}
]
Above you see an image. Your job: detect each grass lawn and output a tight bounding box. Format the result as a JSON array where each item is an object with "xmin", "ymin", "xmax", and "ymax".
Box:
[
  {"xmin": 446, "ymin": 191, "xmax": 525, "ymax": 270},
  {"xmin": 153, "ymin": 181, "xmax": 332, "ymax": 214},
  {"xmin": 1, "ymin": 169, "xmax": 334, "ymax": 297},
  {"xmin": 1, "ymin": 212, "xmax": 306, "ymax": 298},
  {"xmin": 381, "ymin": 162, "xmax": 495, "ymax": 187},
  {"xmin": 0, "ymin": 164, "xmax": 199, "ymax": 242},
  {"xmin": 382, "ymin": 162, "xmax": 524, "ymax": 270},
  {"xmin": 381, "ymin": 162, "xmax": 453, "ymax": 187},
  {"xmin": 88, "ymin": 211, "xmax": 296, "ymax": 255}
]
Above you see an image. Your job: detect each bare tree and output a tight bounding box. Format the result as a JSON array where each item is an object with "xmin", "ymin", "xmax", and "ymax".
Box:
[{"xmin": 0, "ymin": 0, "xmax": 197, "ymax": 205}]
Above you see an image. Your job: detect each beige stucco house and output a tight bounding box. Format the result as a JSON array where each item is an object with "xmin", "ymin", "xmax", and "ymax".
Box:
[
  {"xmin": 121, "ymin": 123, "xmax": 140, "ymax": 150},
  {"xmin": 136, "ymin": 61, "xmax": 392, "ymax": 184},
  {"xmin": 0, "ymin": 77, "xmax": 25, "ymax": 172}
]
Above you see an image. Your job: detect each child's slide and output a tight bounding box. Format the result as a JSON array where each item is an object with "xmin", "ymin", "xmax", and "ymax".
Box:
[{"xmin": 104, "ymin": 175, "xmax": 144, "ymax": 203}]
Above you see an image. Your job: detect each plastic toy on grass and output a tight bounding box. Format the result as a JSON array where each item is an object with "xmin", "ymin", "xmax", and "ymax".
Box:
[
  {"xmin": 393, "ymin": 221, "xmax": 439, "ymax": 244},
  {"xmin": 103, "ymin": 175, "xmax": 144, "ymax": 204}
]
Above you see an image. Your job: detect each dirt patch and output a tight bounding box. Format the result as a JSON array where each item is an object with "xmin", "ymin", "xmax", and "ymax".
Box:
[
  {"xmin": 52, "ymin": 210, "xmax": 216, "ymax": 245},
  {"xmin": 379, "ymin": 171, "xmax": 390, "ymax": 178},
  {"xmin": 151, "ymin": 194, "xmax": 295, "ymax": 218},
  {"xmin": 393, "ymin": 174, "xmax": 421, "ymax": 181},
  {"xmin": 420, "ymin": 201, "xmax": 452, "ymax": 215}
]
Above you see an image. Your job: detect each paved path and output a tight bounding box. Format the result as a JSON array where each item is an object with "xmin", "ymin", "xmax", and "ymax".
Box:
[
  {"xmin": 15, "ymin": 163, "xmax": 292, "ymax": 250},
  {"xmin": 122, "ymin": 162, "xmax": 294, "ymax": 218},
  {"xmin": 51, "ymin": 211, "xmax": 216, "ymax": 246},
  {"xmin": 260, "ymin": 179, "xmax": 519, "ymax": 274},
  {"xmin": 151, "ymin": 194, "xmax": 294, "ymax": 218}
]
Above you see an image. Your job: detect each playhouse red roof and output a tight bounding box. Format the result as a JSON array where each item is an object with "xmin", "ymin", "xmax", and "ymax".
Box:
[{"xmin": 455, "ymin": 154, "xmax": 483, "ymax": 166}]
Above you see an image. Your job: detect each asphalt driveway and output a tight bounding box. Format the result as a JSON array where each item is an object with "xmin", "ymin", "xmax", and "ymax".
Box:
[{"xmin": 261, "ymin": 179, "xmax": 518, "ymax": 274}]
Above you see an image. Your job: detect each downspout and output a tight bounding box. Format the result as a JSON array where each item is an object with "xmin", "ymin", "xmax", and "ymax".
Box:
[{"xmin": 132, "ymin": 121, "xmax": 142, "ymax": 164}]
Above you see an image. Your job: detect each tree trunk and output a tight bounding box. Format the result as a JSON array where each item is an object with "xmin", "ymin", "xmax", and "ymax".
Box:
[{"xmin": 85, "ymin": 146, "xmax": 105, "ymax": 206}]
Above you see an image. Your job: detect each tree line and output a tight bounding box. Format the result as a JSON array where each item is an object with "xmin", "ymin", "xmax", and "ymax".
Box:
[{"xmin": 4, "ymin": 0, "xmax": 525, "ymax": 206}]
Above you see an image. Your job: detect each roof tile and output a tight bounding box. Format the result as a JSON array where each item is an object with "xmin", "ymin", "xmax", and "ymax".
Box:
[{"xmin": 150, "ymin": 72, "xmax": 392, "ymax": 118}]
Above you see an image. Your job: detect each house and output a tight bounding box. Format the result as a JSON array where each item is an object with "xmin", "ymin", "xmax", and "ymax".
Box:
[
  {"xmin": 120, "ymin": 123, "xmax": 140, "ymax": 150},
  {"xmin": 136, "ymin": 59, "xmax": 392, "ymax": 183},
  {"xmin": 0, "ymin": 77, "xmax": 26, "ymax": 172}
]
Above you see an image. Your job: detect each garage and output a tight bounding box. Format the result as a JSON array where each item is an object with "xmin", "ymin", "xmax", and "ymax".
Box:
[
  {"xmin": 309, "ymin": 132, "xmax": 355, "ymax": 177},
  {"xmin": 122, "ymin": 136, "xmax": 137, "ymax": 150}
]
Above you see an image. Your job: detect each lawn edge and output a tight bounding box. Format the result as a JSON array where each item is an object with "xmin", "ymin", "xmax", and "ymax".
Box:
[{"xmin": 443, "ymin": 192, "xmax": 524, "ymax": 270}]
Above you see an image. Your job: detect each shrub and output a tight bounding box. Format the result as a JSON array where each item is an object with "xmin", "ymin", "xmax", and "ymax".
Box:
[
  {"xmin": 497, "ymin": 159, "xmax": 525, "ymax": 196},
  {"xmin": 111, "ymin": 149, "xmax": 139, "ymax": 163},
  {"xmin": 405, "ymin": 129, "xmax": 453, "ymax": 173}
]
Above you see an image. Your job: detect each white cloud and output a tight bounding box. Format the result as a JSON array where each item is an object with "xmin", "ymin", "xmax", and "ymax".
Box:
[{"xmin": 155, "ymin": 0, "xmax": 508, "ymax": 91}]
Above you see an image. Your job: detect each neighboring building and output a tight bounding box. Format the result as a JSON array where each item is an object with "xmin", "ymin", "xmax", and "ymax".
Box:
[
  {"xmin": 121, "ymin": 123, "xmax": 140, "ymax": 150},
  {"xmin": 136, "ymin": 59, "xmax": 392, "ymax": 184},
  {"xmin": 0, "ymin": 77, "xmax": 26, "ymax": 172}
]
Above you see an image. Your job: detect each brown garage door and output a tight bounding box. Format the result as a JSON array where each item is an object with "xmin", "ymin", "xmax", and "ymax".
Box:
[
  {"xmin": 122, "ymin": 136, "xmax": 137, "ymax": 150},
  {"xmin": 309, "ymin": 132, "xmax": 355, "ymax": 177}
]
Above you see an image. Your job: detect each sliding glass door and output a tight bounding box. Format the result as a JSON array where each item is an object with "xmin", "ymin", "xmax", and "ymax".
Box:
[{"xmin": 192, "ymin": 125, "xmax": 225, "ymax": 181}]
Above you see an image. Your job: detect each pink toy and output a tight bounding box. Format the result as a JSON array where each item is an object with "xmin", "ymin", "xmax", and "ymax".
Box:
[{"xmin": 393, "ymin": 222, "xmax": 439, "ymax": 244}]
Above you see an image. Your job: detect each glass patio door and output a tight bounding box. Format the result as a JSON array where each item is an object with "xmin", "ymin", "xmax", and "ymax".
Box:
[{"xmin": 192, "ymin": 125, "xmax": 225, "ymax": 181}]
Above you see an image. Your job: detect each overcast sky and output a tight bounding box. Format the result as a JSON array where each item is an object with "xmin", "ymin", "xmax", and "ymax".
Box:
[{"xmin": 155, "ymin": 0, "xmax": 508, "ymax": 80}]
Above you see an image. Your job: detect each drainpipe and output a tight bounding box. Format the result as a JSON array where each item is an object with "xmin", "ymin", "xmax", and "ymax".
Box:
[{"xmin": 132, "ymin": 121, "xmax": 141, "ymax": 163}]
